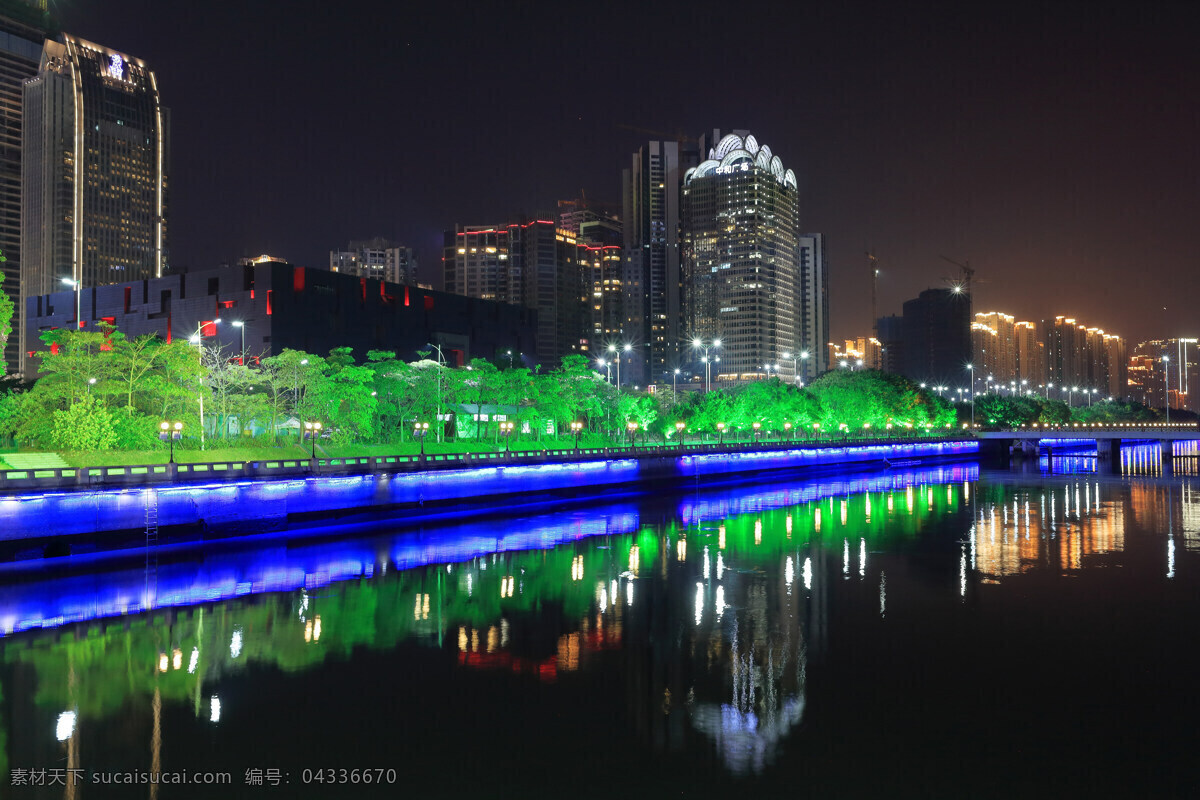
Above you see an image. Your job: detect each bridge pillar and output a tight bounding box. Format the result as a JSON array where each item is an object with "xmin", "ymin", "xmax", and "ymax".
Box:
[
  {"xmin": 977, "ymin": 438, "xmax": 1011, "ymax": 466},
  {"xmin": 1099, "ymin": 438, "xmax": 1122, "ymax": 474},
  {"xmin": 1160, "ymin": 440, "xmax": 1174, "ymax": 476}
]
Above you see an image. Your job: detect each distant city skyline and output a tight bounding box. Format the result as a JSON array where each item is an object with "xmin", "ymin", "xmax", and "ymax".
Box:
[{"xmin": 43, "ymin": 0, "xmax": 1200, "ymax": 348}]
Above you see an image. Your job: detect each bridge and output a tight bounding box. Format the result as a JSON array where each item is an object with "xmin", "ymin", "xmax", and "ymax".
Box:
[{"xmin": 975, "ymin": 423, "xmax": 1199, "ymax": 468}]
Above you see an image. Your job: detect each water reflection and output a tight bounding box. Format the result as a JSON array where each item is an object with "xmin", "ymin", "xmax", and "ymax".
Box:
[{"xmin": 3, "ymin": 462, "xmax": 1199, "ymax": 792}]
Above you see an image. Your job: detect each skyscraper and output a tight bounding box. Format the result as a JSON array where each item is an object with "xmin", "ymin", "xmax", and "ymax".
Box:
[
  {"xmin": 0, "ymin": 0, "xmax": 47, "ymax": 374},
  {"xmin": 622, "ymin": 141, "xmax": 681, "ymax": 386},
  {"xmin": 443, "ymin": 218, "xmax": 590, "ymax": 366},
  {"xmin": 680, "ymin": 131, "xmax": 806, "ymax": 383},
  {"xmin": 329, "ymin": 237, "xmax": 417, "ymax": 285},
  {"xmin": 20, "ymin": 34, "xmax": 168, "ymax": 374},
  {"xmin": 900, "ymin": 288, "xmax": 971, "ymax": 387}
]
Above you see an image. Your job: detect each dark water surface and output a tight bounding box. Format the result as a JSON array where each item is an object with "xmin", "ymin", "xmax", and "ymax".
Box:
[{"xmin": 4, "ymin": 453, "xmax": 1200, "ymax": 798}]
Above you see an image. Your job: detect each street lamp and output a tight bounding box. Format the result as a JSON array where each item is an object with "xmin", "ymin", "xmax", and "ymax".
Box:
[
  {"xmin": 784, "ymin": 422, "xmax": 792, "ymax": 441},
  {"xmin": 752, "ymin": 421, "xmax": 762, "ymax": 443},
  {"xmin": 303, "ymin": 421, "xmax": 322, "ymax": 459},
  {"xmin": 716, "ymin": 422, "xmax": 726, "ymax": 445},
  {"xmin": 61, "ymin": 277, "xmax": 82, "ymax": 328},
  {"xmin": 506, "ymin": 350, "xmax": 514, "ymax": 369},
  {"xmin": 159, "ymin": 421, "xmax": 183, "ymax": 463},
  {"xmin": 966, "ymin": 363, "xmax": 975, "ymax": 427},
  {"xmin": 597, "ymin": 358, "xmax": 611, "ymax": 383},
  {"xmin": 500, "ymin": 420, "xmax": 515, "ymax": 452},
  {"xmin": 675, "ymin": 420, "xmax": 685, "ymax": 447},
  {"xmin": 608, "ymin": 343, "xmax": 631, "ymax": 388},
  {"xmin": 189, "ymin": 318, "xmax": 220, "ymax": 449},
  {"xmin": 626, "ymin": 421, "xmax": 639, "ymax": 448},
  {"xmin": 1163, "ymin": 355, "xmax": 1171, "ymax": 423},
  {"xmin": 230, "ymin": 320, "xmax": 249, "ymax": 365},
  {"xmin": 692, "ymin": 338, "xmax": 721, "ymax": 392},
  {"xmin": 413, "ymin": 421, "xmax": 430, "ymax": 457},
  {"xmin": 673, "ymin": 368, "xmax": 680, "ymax": 404},
  {"xmin": 570, "ymin": 420, "xmax": 583, "ymax": 449}
]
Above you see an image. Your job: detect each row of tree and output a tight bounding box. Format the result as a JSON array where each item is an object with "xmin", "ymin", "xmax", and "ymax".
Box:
[{"xmin": 0, "ymin": 322, "xmax": 1176, "ymax": 452}]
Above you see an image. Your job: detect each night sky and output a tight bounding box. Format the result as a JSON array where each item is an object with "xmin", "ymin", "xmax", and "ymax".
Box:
[{"xmin": 55, "ymin": 0, "xmax": 1200, "ymax": 345}]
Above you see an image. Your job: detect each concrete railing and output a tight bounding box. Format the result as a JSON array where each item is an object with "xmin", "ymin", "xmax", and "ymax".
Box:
[{"xmin": 0, "ymin": 435, "xmax": 972, "ymax": 493}]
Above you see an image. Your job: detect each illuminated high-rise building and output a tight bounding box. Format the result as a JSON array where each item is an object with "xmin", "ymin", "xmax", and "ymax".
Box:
[
  {"xmin": 329, "ymin": 237, "xmax": 417, "ymax": 286},
  {"xmin": 1014, "ymin": 320, "xmax": 1044, "ymax": 388},
  {"xmin": 20, "ymin": 34, "xmax": 168, "ymax": 374},
  {"xmin": 622, "ymin": 140, "xmax": 682, "ymax": 385},
  {"xmin": 1045, "ymin": 316, "xmax": 1125, "ymax": 400},
  {"xmin": 971, "ymin": 311, "xmax": 1017, "ymax": 385},
  {"xmin": 1129, "ymin": 338, "xmax": 1198, "ymax": 411},
  {"xmin": 681, "ymin": 131, "xmax": 818, "ymax": 384},
  {"xmin": 443, "ymin": 218, "xmax": 590, "ymax": 366},
  {"xmin": 0, "ymin": 0, "xmax": 48, "ymax": 374}
]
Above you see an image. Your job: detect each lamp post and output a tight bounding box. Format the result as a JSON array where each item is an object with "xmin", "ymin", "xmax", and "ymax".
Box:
[
  {"xmin": 230, "ymin": 320, "xmax": 249, "ymax": 365},
  {"xmin": 303, "ymin": 421, "xmax": 322, "ymax": 460},
  {"xmin": 1163, "ymin": 355, "xmax": 1171, "ymax": 424},
  {"xmin": 506, "ymin": 350, "xmax": 514, "ymax": 369},
  {"xmin": 597, "ymin": 358, "xmax": 611, "ymax": 383},
  {"xmin": 800, "ymin": 350, "xmax": 810, "ymax": 385},
  {"xmin": 692, "ymin": 338, "xmax": 721, "ymax": 392},
  {"xmin": 413, "ymin": 421, "xmax": 430, "ymax": 457},
  {"xmin": 570, "ymin": 420, "xmax": 583, "ymax": 449},
  {"xmin": 784, "ymin": 422, "xmax": 792, "ymax": 441},
  {"xmin": 716, "ymin": 422, "xmax": 726, "ymax": 445},
  {"xmin": 752, "ymin": 421, "xmax": 762, "ymax": 443},
  {"xmin": 159, "ymin": 421, "xmax": 183, "ymax": 464},
  {"xmin": 626, "ymin": 421, "xmax": 639, "ymax": 448},
  {"xmin": 427, "ymin": 343, "xmax": 446, "ymax": 441},
  {"xmin": 966, "ymin": 364, "xmax": 975, "ymax": 427},
  {"xmin": 190, "ymin": 318, "xmax": 220, "ymax": 450},
  {"xmin": 60, "ymin": 277, "xmax": 81, "ymax": 329},
  {"xmin": 673, "ymin": 368, "xmax": 680, "ymax": 404},
  {"xmin": 500, "ymin": 420, "xmax": 514, "ymax": 452},
  {"xmin": 675, "ymin": 420, "xmax": 685, "ymax": 447},
  {"xmin": 608, "ymin": 343, "xmax": 631, "ymax": 388}
]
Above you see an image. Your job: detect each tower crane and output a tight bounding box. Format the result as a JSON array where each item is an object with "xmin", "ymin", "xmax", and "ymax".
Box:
[{"xmin": 939, "ymin": 254, "xmax": 976, "ymax": 297}]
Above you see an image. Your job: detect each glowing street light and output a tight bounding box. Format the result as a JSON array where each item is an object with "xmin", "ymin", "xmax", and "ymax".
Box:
[
  {"xmin": 60, "ymin": 277, "xmax": 82, "ymax": 328},
  {"xmin": 304, "ymin": 421, "xmax": 323, "ymax": 459},
  {"xmin": 597, "ymin": 358, "xmax": 611, "ymax": 383},
  {"xmin": 608, "ymin": 343, "xmax": 632, "ymax": 388},
  {"xmin": 1163, "ymin": 355, "xmax": 1171, "ymax": 424},
  {"xmin": 716, "ymin": 421, "xmax": 726, "ymax": 445},
  {"xmin": 500, "ymin": 420, "xmax": 515, "ymax": 452},
  {"xmin": 570, "ymin": 420, "xmax": 583, "ymax": 449},
  {"xmin": 966, "ymin": 363, "xmax": 975, "ymax": 427},
  {"xmin": 692, "ymin": 338, "xmax": 721, "ymax": 392},
  {"xmin": 673, "ymin": 367, "xmax": 681, "ymax": 403},
  {"xmin": 413, "ymin": 421, "xmax": 430, "ymax": 457},
  {"xmin": 626, "ymin": 420, "xmax": 640, "ymax": 447},
  {"xmin": 159, "ymin": 421, "xmax": 183, "ymax": 463},
  {"xmin": 190, "ymin": 318, "xmax": 221, "ymax": 450},
  {"xmin": 675, "ymin": 420, "xmax": 686, "ymax": 446}
]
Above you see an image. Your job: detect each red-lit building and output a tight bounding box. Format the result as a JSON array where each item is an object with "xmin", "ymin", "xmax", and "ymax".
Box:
[{"xmin": 22, "ymin": 261, "xmax": 536, "ymax": 376}]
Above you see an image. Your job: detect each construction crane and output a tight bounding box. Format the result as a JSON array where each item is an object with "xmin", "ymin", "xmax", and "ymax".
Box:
[
  {"xmin": 866, "ymin": 251, "xmax": 880, "ymax": 335},
  {"xmin": 939, "ymin": 254, "xmax": 976, "ymax": 297}
]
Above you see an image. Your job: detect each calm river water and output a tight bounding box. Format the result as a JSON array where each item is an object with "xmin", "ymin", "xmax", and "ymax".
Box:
[{"xmin": 3, "ymin": 448, "xmax": 1200, "ymax": 798}]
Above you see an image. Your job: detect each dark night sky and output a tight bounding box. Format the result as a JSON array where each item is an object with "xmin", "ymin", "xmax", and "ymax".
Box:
[{"xmin": 55, "ymin": 0, "xmax": 1200, "ymax": 345}]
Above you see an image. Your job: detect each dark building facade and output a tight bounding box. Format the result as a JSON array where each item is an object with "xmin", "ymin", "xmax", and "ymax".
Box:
[
  {"xmin": 24, "ymin": 262, "xmax": 537, "ymax": 373},
  {"xmin": 899, "ymin": 288, "xmax": 971, "ymax": 386},
  {"xmin": 0, "ymin": 1, "xmax": 47, "ymax": 374}
]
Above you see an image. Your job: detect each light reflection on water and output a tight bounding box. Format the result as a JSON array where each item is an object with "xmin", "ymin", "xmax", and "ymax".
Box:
[{"xmin": 3, "ymin": 461, "xmax": 1200, "ymax": 794}]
